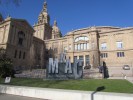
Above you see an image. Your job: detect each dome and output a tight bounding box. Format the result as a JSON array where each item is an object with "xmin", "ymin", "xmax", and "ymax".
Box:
[{"xmin": 52, "ymin": 20, "xmax": 60, "ymax": 33}]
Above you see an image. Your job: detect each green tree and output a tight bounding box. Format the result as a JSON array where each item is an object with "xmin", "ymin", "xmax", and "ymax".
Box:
[{"xmin": 0, "ymin": 48, "xmax": 14, "ymax": 78}]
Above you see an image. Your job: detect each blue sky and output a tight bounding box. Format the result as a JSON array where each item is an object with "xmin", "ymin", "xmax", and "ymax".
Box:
[{"xmin": 0, "ymin": 0, "xmax": 133, "ymax": 35}]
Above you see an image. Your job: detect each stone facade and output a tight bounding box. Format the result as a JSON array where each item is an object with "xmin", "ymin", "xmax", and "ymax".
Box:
[
  {"xmin": 48, "ymin": 26, "xmax": 133, "ymax": 68},
  {"xmin": 33, "ymin": 2, "xmax": 52, "ymax": 40},
  {"xmin": 0, "ymin": 1, "xmax": 133, "ymax": 69},
  {"xmin": 0, "ymin": 16, "xmax": 34, "ymax": 70}
]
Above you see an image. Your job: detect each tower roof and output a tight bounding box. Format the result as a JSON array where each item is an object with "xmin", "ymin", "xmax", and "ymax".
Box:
[
  {"xmin": 52, "ymin": 20, "xmax": 60, "ymax": 32},
  {"xmin": 52, "ymin": 20, "xmax": 62, "ymax": 37},
  {"xmin": 37, "ymin": 0, "xmax": 50, "ymax": 24},
  {"xmin": 42, "ymin": 1, "xmax": 47, "ymax": 12},
  {"xmin": 53, "ymin": 20, "xmax": 57, "ymax": 26}
]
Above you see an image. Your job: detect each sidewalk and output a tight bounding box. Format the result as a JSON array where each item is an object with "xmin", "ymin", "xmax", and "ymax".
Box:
[
  {"xmin": 109, "ymin": 77, "xmax": 133, "ymax": 84},
  {"xmin": 126, "ymin": 77, "xmax": 133, "ymax": 84},
  {"xmin": 0, "ymin": 93, "xmax": 49, "ymax": 100}
]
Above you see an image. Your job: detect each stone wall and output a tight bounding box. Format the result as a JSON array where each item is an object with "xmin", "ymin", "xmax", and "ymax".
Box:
[{"xmin": 0, "ymin": 85, "xmax": 133, "ymax": 100}]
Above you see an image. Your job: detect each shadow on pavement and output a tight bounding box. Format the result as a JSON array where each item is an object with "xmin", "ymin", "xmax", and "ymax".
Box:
[{"xmin": 91, "ymin": 86, "xmax": 105, "ymax": 100}]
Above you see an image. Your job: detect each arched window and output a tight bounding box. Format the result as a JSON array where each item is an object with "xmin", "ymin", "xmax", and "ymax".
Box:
[
  {"xmin": 74, "ymin": 36, "xmax": 88, "ymax": 42},
  {"xmin": 18, "ymin": 31, "xmax": 25, "ymax": 46},
  {"xmin": 74, "ymin": 36, "xmax": 89, "ymax": 51}
]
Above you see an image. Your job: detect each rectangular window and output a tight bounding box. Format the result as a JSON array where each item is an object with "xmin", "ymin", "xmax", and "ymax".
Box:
[
  {"xmin": 79, "ymin": 56, "xmax": 84, "ymax": 66},
  {"xmin": 19, "ymin": 51, "xmax": 21, "ymax": 59},
  {"xmin": 78, "ymin": 44, "xmax": 80, "ymax": 50},
  {"xmin": 116, "ymin": 41, "xmax": 123, "ymax": 49},
  {"xmin": 84, "ymin": 43, "xmax": 87, "ymax": 50},
  {"xmin": 122, "ymin": 52, "xmax": 125, "ymax": 57},
  {"xmin": 69, "ymin": 56, "xmax": 71, "ymax": 60},
  {"xmin": 81, "ymin": 44, "xmax": 83, "ymax": 50},
  {"xmin": 64, "ymin": 47, "xmax": 67, "ymax": 52},
  {"xmin": 85, "ymin": 55, "xmax": 90, "ymax": 66},
  {"xmin": 18, "ymin": 38, "xmax": 23, "ymax": 46},
  {"xmin": 23, "ymin": 52, "xmax": 26, "ymax": 59},
  {"xmin": 117, "ymin": 52, "xmax": 124, "ymax": 57},
  {"xmin": 54, "ymin": 48, "xmax": 58, "ymax": 53},
  {"xmin": 75, "ymin": 44, "xmax": 77, "ymax": 50},
  {"xmin": 74, "ymin": 56, "xmax": 77, "ymax": 62},
  {"xmin": 87, "ymin": 43, "xmax": 89, "ymax": 49},
  {"xmin": 69, "ymin": 45, "xmax": 71, "ymax": 50},
  {"xmin": 101, "ymin": 43, "xmax": 107, "ymax": 50},
  {"xmin": 14, "ymin": 50, "xmax": 17, "ymax": 58},
  {"xmin": 101, "ymin": 53, "xmax": 108, "ymax": 58}
]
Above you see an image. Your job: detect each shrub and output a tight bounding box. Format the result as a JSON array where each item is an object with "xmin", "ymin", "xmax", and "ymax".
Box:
[{"xmin": 0, "ymin": 48, "xmax": 15, "ymax": 78}]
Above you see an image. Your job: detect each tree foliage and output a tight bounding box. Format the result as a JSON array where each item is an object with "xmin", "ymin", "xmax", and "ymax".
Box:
[{"xmin": 0, "ymin": 48, "xmax": 15, "ymax": 78}]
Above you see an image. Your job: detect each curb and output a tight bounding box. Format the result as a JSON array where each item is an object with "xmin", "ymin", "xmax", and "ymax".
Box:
[{"xmin": 0, "ymin": 85, "xmax": 133, "ymax": 100}]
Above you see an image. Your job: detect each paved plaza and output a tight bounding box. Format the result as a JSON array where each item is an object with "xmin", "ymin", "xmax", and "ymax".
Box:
[{"xmin": 0, "ymin": 94, "xmax": 48, "ymax": 100}]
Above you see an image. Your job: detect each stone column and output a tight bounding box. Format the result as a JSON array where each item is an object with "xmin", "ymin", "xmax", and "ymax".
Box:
[
  {"xmin": 89, "ymin": 30, "xmax": 100, "ymax": 68},
  {"xmin": 84, "ymin": 55, "xmax": 86, "ymax": 66},
  {"xmin": 2, "ymin": 25, "xmax": 6, "ymax": 43},
  {"xmin": 77, "ymin": 56, "xmax": 79, "ymax": 60}
]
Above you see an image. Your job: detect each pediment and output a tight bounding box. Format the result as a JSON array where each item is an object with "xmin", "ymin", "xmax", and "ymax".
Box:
[{"xmin": 12, "ymin": 18, "xmax": 34, "ymax": 32}]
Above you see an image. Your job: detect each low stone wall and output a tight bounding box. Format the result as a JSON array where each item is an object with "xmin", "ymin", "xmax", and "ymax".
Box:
[
  {"xmin": 83, "ymin": 69, "xmax": 103, "ymax": 79},
  {"xmin": 15, "ymin": 69, "xmax": 46, "ymax": 78},
  {"xmin": 15, "ymin": 69, "xmax": 103, "ymax": 79},
  {"xmin": 0, "ymin": 85, "xmax": 133, "ymax": 100}
]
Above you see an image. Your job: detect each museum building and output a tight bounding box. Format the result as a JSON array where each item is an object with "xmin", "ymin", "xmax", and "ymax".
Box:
[{"xmin": 0, "ymin": 1, "xmax": 133, "ymax": 69}]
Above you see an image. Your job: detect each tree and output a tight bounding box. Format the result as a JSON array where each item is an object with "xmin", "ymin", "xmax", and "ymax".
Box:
[{"xmin": 0, "ymin": 48, "xmax": 15, "ymax": 78}]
